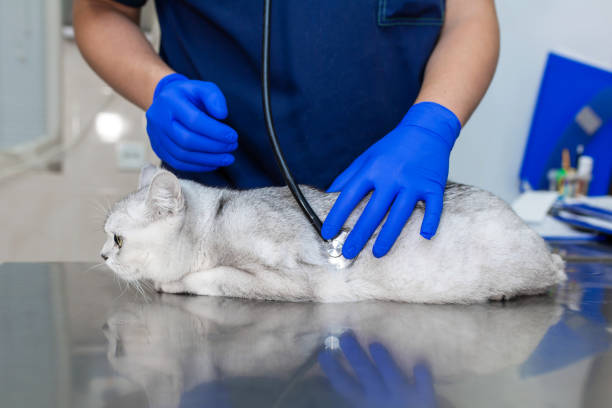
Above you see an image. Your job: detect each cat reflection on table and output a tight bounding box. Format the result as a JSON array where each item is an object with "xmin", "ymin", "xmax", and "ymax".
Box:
[
  {"xmin": 103, "ymin": 295, "xmax": 561, "ymax": 408},
  {"xmin": 176, "ymin": 332, "xmax": 437, "ymax": 408},
  {"xmin": 100, "ymin": 165, "xmax": 565, "ymax": 303}
]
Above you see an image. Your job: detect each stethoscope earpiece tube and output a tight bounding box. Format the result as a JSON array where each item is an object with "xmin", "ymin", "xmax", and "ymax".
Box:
[{"xmin": 261, "ymin": 0, "xmax": 326, "ymax": 240}]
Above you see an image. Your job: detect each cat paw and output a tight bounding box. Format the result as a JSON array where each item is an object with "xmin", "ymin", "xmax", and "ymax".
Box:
[
  {"xmin": 489, "ymin": 294, "xmax": 510, "ymax": 302},
  {"xmin": 153, "ymin": 281, "xmax": 163, "ymax": 292},
  {"xmin": 155, "ymin": 281, "xmax": 187, "ymax": 294}
]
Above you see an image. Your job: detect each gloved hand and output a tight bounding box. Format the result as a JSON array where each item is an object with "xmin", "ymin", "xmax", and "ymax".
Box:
[
  {"xmin": 146, "ymin": 73, "xmax": 238, "ymax": 172},
  {"xmin": 321, "ymin": 102, "xmax": 461, "ymax": 259},
  {"xmin": 318, "ymin": 332, "xmax": 437, "ymax": 408}
]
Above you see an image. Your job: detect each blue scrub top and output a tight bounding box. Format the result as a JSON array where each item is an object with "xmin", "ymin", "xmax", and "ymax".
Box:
[{"xmin": 114, "ymin": 0, "xmax": 444, "ymax": 189}]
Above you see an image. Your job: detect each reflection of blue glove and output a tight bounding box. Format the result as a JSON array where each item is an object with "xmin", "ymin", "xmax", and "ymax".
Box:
[
  {"xmin": 520, "ymin": 308, "xmax": 612, "ymax": 377},
  {"xmin": 178, "ymin": 381, "xmax": 231, "ymax": 408},
  {"xmin": 321, "ymin": 102, "xmax": 461, "ymax": 259},
  {"xmin": 318, "ymin": 332, "xmax": 436, "ymax": 408},
  {"xmin": 146, "ymin": 73, "xmax": 238, "ymax": 172}
]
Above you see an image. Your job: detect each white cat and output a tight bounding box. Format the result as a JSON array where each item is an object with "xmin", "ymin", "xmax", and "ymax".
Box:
[{"xmin": 100, "ymin": 165, "xmax": 565, "ymax": 303}]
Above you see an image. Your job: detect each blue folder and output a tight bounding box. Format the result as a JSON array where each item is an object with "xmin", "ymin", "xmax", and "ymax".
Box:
[{"xmin": 519, "ymin": 53, "xmax": 612, "ymax": 195}]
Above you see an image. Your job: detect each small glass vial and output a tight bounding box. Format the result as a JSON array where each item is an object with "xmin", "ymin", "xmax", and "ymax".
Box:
[
  {"xmin": 547, "ymin": 169, "xmax": 558, "ymax": 191},
  {"xmin": 576, "ymin": 156, "xmax": 594, "ymax": 196}
]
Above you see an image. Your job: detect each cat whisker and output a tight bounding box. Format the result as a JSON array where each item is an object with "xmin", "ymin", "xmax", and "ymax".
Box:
[
  {"xmin": 112, "ymin": 279, "xmax": 130, "ymax": 303},
  {"xmin": 85, "ymin": 262, "xmax": 107, "ymax": 273},
  {"xmin": 88, "ymin": 213, "xmax": 107, "ymax": 224},
  {"xmin": 102, "ymin": 196, "xmax": 114, "ymax": 218},
  {"xmin": 89, "ymin": 218, "xmax": 108, "ymax": 231},
  {"xmin": 133, "ymin": 280, "xmax": 151, "ymax": 303},
  {"xmin": 87, "ymin": 198, "xmax": 113, "ymax": 228},
  {"xmin": 139, "ymin": 280, "xmax": 156, "ymax": 293},
  {"xmin": 87, "ymin": 198, "xmax": 109, "ymax": 213},
  {"xmin": 112, "ymin": 271, "xmax": 121, "ymax": 288}
]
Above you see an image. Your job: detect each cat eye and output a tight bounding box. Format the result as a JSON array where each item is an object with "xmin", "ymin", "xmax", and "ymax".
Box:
[{"xmin": 114, "ymin": 234, "xmax": 123, "ymax": 248}]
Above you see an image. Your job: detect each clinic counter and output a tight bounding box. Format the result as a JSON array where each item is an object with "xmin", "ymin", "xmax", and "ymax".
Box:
[{"xmin": 1, "ymin": 242, "xmax": 611, "ymax": 407}]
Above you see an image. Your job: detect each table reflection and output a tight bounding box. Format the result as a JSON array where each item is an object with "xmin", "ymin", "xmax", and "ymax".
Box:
[
  {"xmin": 103, "ymin": 295, "xmax": 563, "ymax": 407},
  {"xmin": 522, "ymin": 264, "xmax": 612, "ymax": 377}
]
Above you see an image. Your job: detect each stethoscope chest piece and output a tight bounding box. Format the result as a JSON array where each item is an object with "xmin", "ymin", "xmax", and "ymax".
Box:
[{"xmin": 326, "ymin": 230, "xmax": 354, "ymax": 269}]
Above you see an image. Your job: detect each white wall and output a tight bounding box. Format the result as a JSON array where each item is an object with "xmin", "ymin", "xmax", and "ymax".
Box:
[
  {"xmin": 449, "ymin": 0, "xmax": 612, "ymax": 203},
  {"xmin": 0, "ymin": 0, "xmax": 61, "ymax": 150}
]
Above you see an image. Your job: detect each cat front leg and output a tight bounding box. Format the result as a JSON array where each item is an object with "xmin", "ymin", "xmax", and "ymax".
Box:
[
  {"xmin": 179, "ymin": 266, "xmax": 261, "ymax": 298},
  {"xmin": 154, "ymin": 280, "xmax": 187, "ymax": 294}
]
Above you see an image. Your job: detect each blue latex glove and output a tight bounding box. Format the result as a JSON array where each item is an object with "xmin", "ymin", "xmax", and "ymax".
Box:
[
  {"xmin": 318, "ymin": 332, "xmax": 437, "ymax": 408},
  {"xmin": 321, "ymin": 102, "xmax": 461, "ymax": 259},
  {"xmin": 146, "ymin": 73, "xmax": 238, "ymax": 172}
]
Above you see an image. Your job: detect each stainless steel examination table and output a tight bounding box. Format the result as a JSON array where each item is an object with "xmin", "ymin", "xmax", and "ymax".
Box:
[{"xmin": 1, "ymin": 241, "xmax": 611, "ymax": 408}]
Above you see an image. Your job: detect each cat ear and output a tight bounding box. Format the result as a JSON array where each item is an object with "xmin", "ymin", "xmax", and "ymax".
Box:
[
  {"xmin": 146, "ymin": 171, "xmax": 184, "ymax": 216},
  {"xmin": 138, "ymin": 163, "xmax": 159, "ymax": 189}
]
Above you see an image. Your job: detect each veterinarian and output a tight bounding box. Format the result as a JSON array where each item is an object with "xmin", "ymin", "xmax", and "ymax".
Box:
[{"xmin": 74, "ymin": 0, "xmax": 499, "ymax": 259}]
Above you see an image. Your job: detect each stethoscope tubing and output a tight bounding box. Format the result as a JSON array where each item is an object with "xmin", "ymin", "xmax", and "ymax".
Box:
[{"xmin": 261, "ymin": 0, "xmax": 326, "ymax": 240}]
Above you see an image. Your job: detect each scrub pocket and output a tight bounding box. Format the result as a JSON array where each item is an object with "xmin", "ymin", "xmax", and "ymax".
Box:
[{"xmin": 377, "ymin": 0, "xmax": 445, "ymax": 26}]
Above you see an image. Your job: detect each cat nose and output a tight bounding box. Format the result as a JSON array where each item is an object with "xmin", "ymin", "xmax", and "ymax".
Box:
[{"xmin": 101, "ymin": 253, "xmax": 108, "ymax": 261}]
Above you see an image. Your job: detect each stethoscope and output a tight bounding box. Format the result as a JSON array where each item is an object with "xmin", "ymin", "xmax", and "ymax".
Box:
[
  {"xmin": 261, "ymin": 3, "xmax": 348, "ymax": 389},
  {"xmin": 261, "ymin": 0, "xmax": 350, "ymax": 265}
]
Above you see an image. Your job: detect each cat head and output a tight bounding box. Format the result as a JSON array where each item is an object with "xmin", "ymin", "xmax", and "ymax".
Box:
[{"xmin": 101, "ymin": 166, "xmax": 189, "ymax": 283}]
